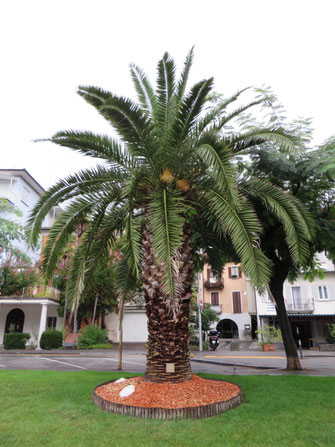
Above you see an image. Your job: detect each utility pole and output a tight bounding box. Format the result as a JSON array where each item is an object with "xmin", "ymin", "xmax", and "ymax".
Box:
[{"xmin": 197, "ymin": 270, "xmax": 203, "ymax": 352}]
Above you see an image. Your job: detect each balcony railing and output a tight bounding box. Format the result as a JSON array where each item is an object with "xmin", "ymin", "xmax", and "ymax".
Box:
[
  {"xmin": 210, "ymin": 304, "xmax": 222, "ymax": 314},
  {"xmin": 204, "ymin": 280, "xmax": 224, "ymax": 289},
  {"xmin": 285, "ymin": 298, "xmax": 314, "ymax": 313}
]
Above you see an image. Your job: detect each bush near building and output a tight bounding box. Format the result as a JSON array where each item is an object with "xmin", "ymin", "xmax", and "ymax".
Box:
[
  {"xmin": 77, "ymin": 325, "xmax": 108, "ymax": 348},
  {"xmin": 4, "ymin": 332, "xmax": 31, "ymax": 349},
  {"xmin": 40, "ymin": 330, "xmax": 63, "ymax": 350}
]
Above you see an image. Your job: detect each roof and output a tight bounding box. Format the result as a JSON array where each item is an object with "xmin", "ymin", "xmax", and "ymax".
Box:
[
  {"xmin": 0, "ymin": 297, "xmax": 59, "ymax": 305},
  {"xmin": 0, "ymin": 169, "xmax": 45, "ymax": 196}
]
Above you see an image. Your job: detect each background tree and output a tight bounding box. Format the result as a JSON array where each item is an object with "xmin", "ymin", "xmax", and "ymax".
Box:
[
  {"xmin": 234, "ymin": 91, "xmax": 335, "ymax": 369},
  {"xmin": 27, "ymin": 50, "xmax": 307, "ymax": 383},
  {"xmin": 0, "ymin": 198, "xmax": 32, "ymax": 264},
  {"xmin": 189, "ymin": 301, "xmax": 219, "ymax": 345}
]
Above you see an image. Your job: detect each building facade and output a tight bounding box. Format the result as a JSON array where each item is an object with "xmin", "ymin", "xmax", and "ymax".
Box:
[
  {"xmin": 0, "ymin": 169, "xmax": 61, "ymax": 348},
  {"xmin": 200, "ymin": 262, "xmax": 256, "ymax": 340},
  {"xmin": 256, "ymin": 253, "xmax": 335, "ymax": 348}
]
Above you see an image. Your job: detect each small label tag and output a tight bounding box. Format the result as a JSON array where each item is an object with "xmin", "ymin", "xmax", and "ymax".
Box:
[{"xmin": 166, "ymin": 363, "xmax": 175, "ymax": 373}]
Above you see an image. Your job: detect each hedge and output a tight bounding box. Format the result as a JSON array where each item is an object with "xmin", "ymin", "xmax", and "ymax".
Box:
[
  {"xmin": 4, "ymin": 332, "xmax": 31, "ymax": 349},
  {"xmin": 40, "ymin": 329, "xmax": 63, "ymax": 350}
]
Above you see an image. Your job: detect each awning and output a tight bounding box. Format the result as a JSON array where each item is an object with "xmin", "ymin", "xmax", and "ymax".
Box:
[
  {"xmin": 0, "ymin": 297, "xmax": 59, "ymax": 306},
  {"xmin": 259, "ymin": 314, "xmax": 335, "ymax": 320}
]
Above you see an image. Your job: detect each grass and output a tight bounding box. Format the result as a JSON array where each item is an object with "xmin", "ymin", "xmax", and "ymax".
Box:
[{"xmin": 0, "ymin": 371, "xmax": 334, "ymax": 447}]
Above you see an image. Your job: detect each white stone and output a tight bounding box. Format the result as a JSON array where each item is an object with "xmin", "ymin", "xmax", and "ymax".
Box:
[
  {"xmin": 115, "ymin": 378, "xmax": 126, "ymax": 384},
  {"xmin": 119, "ymin": 385, "xmax": 135, "ymax": 397}
]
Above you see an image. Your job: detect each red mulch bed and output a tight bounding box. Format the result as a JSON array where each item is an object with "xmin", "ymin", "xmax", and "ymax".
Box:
[{"xmin": 95, "ymin": 374, "xmax": 240, "ymax": 409}]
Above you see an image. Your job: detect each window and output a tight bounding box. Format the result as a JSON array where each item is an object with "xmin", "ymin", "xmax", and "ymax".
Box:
[
  {"xmin": 229, "ymin": 266, "xmax": 240, "ymax": 279},
  {"xmin": 209, "ymin": 270, "xmax": 219, "ymax": 283},
  {"xmin": 232, "ymin": 291, "xmax": 242, "ymax": 313},
  {"xmin": 211, "ymin": 292, "xmax": 219, "ymax": 306},
  {"xmin": 292, "ymin": 286, "xmax": 302, "ymax": 310},
  {"xmin": 47, "ymin": 317, "xmax": 57, "ymax": 329},
  {"xmin": 21, "ymin": 186, "xmax": 30, "ymax": 206},
  {"xmin": 318, "ymin": 286, "xmax": 328, "ymax": 299}
]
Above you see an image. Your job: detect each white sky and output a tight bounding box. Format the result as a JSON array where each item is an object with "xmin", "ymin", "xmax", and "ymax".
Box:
[{"xmin": 1, "ymin": 0, "xmax": 334, "ymax": 190}]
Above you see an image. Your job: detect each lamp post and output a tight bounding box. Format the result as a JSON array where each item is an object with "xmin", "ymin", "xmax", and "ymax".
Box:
[{"xmin": 197, "ymin": 270, "xmax": 202, "ymax": 352}]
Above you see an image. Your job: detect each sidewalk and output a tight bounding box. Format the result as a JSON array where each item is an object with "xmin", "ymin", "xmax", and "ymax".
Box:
[{"xmin": 191, "ymin": 349, "xmax": 335, "ymax": 375}]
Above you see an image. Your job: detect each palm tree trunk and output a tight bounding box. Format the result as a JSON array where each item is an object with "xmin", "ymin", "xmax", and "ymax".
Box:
[{"xmin": 142, "ymin": 222, "xmax": 194, "ymax": 383}]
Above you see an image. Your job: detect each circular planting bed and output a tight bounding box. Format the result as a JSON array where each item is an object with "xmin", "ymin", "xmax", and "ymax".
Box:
[{"xmin": 93, "ymin": 374, "xmax": 242, "ymax": 419}]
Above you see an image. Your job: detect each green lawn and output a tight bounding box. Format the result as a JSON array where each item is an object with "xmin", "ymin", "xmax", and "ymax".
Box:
[{"xmin": 0, "ymin": 371, "xmax": 334, "ymax": 447}]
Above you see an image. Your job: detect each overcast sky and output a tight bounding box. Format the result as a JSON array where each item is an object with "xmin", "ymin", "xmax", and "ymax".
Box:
[{"xmin": 1, "ymin": 0, "xmax": 334, "ymax": 190}]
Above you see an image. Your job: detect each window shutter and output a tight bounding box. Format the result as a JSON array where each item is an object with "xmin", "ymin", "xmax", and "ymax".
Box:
[
  {"xmin": 239, "ymin": 267, "xmax": 242, "ymax": 278},
  {"xmin": 207, "ymin": 268, "xmax": 210, "ymax": 281},
  {"xmin": 228, "ymin": 267, "xmax": 232, "ymax": 279},
  {"xmin": 312, "ymin": 285, "xmax": 319, "ymax": 300},
  {"xmin": 328, "ymin": 284, "xmax": 335, "ymax": 300},
  {"xmin": 211, "ymin": 293, "xmax": 219, "ymax": 306},
  {"xmin": 232, "ymin": 292, "xmax": 241, "ymax": 313}
]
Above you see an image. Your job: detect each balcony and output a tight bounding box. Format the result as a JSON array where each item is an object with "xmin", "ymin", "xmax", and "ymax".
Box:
[
  {"xmin": 204, "ymin": 279, "xmax": 224, "ymax": 290},
  {"xmin": 285, "ymin": 298, "xmax": 314, "ymax": 313},
  {"xmin": 210, "ymin": 304, "xmax": 222, "ymax": 314}
]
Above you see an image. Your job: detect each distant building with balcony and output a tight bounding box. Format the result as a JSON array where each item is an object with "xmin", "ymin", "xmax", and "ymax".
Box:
[
  {"xmin": 200, "ymin": 262, "xmax": 257, "ymax": 340},
  {"xmin": 0, "ymin": 169, "xmax": 61, "ymax": 263},
  {"xmin": 256, "ymin": 252, "xmax": 335, "ymax": 348},
  {"xmin": 0, "ymin": 169, "xmax": 61, "ymax": 349}
]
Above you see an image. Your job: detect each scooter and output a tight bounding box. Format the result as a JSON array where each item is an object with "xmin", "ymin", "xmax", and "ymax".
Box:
[{"xmin": 208, "ymin": 330, "xmax": 220, "ymax": 351}]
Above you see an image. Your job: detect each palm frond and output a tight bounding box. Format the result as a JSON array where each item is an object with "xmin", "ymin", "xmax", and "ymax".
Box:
[
  {"xmin": 41, "ymin": 198, "xmax": 95, "ymax": 280},
  {"xmin": 242, "ymin": 178, "xmax": 313, "ymax": 266},
  {"xmin": 176, "ymin": 47, "xmax": 194, "ymax": 103},
  {"xmin": 175, "ymin": 78, "xmax": 214, "ymax": 141},
  {"xmin": 203, "ymin": 186, "xmax": 272, "ymax": 288},
  {"xmin": 195, "ymin": 137, "xmax": 238, "ymax": 204},
  {"xmin": 122, "ymin": 207, "xmax": 142, "ymax": 278},
  {"xmin": 25, "ymin": 166, "xmax": 123, "ymax": 247},
  {"xmin": 130, "ymin": 63, "xmax": 156, "ymax": 114},
  {"xmin": 228, "ymin": 128, "xmax": 298, "ymax": 154},
  {"xmin": 149, "ymin": 187, "xmax": 184, "ymax": 303},
  {"xmin": 39, "ymin": 131, "xmax": 132, "ymax": 169}
]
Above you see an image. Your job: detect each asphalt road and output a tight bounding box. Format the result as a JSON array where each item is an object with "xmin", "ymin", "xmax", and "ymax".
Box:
[{"xmin": 0, "ymin": 349, "xmax": 334, "ymax": 376}]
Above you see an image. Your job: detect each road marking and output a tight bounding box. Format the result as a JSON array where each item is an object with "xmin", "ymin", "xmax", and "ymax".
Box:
[
  {"xmin": 0, "ymin": 364, "xmax": 6, "ymax": 368},
  {"xmin": 41, "ymin": 358, "xmax": 87, "ymax": 370},
  {"xmin": 204, "ymin": 355, "xmax": 286, "ymax": 359},
  {"xmin": 106, "ymin": 358, "xmax": 145, "ymax": 367}
]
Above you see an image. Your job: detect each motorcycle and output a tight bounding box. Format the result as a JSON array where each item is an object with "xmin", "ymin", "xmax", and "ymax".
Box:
[{"xmin": 208, "ymin": 330, "xmax": 220, "ymax": 351}]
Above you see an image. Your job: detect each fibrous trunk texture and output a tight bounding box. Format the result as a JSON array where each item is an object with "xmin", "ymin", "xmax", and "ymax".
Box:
[{"xmin": 142, "ymin": 222, "xmax": 194, "ymax": 383}]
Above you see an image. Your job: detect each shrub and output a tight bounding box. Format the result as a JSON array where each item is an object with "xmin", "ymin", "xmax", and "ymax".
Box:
[
  {"xmin": 40, "ymin": 329, "xmax": 63, "ymax": 350},
  {"xmin": 255, "ymin": 325, "xmax": 282, "ymax": 346},
  {"xmin": 326, "ymin": 324, "xmax": 335, "ymax": 344},
  {"xmin": 79, "ymin": 343, "xmax": 112, "ymax": 350},
  {"xmin": 4, "ymin": 332, "xmax": 30, "ymax": 349},
  {"xmin": 78, "ymin": 325, "xmax": 108, "ymax": 347}
]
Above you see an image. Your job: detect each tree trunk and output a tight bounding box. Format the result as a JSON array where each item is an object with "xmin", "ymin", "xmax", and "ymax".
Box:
[
  {"xmin": 118, "ymin": 297, "xmax": 124, "ymax": 370},
  {"xmin": 73, "ymin": 308, "xmax": 77, "ymax": 349},
  {"xmin": 142, "ymin": 222, "xmax": 194, "ymax": 383},
  {"xmin": 269, "ymin": 273, "xmax": 302, "ymax": 371},
  {"xmin": 92, "ymin": 293, "xmax": 98, "ymax": 326}
]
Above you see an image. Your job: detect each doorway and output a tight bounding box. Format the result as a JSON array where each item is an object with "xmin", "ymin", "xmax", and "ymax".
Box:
[
  {"xmin": 5, "ymin": 308, "xmax": 25, "ymax": 334},
  {"xmin": 291, "ymin": 320, "xmax": 312, "ymax": 348},
  {"xmin": 217, "ymin": 319, "xmax": 239, "ymax": 339}
]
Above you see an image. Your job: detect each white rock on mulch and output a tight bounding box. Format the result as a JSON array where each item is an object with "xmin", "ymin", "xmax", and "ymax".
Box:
[
  {"xmin": 119, "ymin": 385, "xmax": 135, "ymax": 397},
  {"xmin": 115, "ymin": 378, "xmax": 126, "ymax": 384}
]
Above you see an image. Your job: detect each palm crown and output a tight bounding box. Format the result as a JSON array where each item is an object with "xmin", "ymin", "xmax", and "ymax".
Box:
[{"xmin": 27, "ymin": 49, "xmax": 312, "ymax": 315}]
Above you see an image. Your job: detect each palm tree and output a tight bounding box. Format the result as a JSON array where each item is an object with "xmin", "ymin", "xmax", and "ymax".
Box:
[{"xmin": 26, "ymin": 49, "xmax": 310, "ymax": 383}]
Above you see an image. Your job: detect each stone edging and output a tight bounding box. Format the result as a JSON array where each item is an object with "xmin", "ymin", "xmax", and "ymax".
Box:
[{"xmin": 92, "ymin": 377, "xmax": 242, "ymax": 419}]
